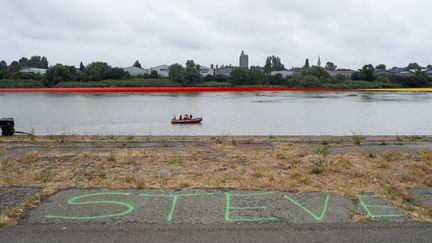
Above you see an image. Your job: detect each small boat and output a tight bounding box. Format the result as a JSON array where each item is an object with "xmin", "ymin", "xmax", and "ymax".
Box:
[{"xmin": 171, "ymin": 117, "xmax": 203, "ymax": 124}]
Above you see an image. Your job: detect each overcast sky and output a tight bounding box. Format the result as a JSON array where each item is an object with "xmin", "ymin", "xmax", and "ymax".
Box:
[{"xmin": 1, "ymin": 0, "xmax": 431, "ymax": 69}]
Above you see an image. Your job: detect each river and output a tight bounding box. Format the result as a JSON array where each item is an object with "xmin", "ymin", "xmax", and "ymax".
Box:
[{"xmin": 1, "ymin": 91, "xmax": 431, "ymax": 135}]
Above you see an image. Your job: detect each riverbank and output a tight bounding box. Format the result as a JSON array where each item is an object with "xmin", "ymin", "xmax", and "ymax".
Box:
[
  {"xmin": 0, "ymin": 135, "xmax": 431, "ymax": 226},
  {"xmin": 1, "ymin": 86, "xmax": 432, "ymax": 93}
]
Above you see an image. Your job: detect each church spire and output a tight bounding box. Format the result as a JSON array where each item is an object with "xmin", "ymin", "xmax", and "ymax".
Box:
[{"xmin": 317, "ymin": 56, "xmax": 321, "ymax": 67}]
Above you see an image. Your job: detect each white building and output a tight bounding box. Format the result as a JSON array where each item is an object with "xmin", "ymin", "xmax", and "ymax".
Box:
[
  {"xmin": 199, "ymin": 66, "xmax": 213, "ymax": 76},
  {"xmin": 122, "ymin": 66, "xmax": 149, "ymax": 76},
  {"xmin": 19, "ymin": 68, "xmax": 48, "ymax": 75},
  {"xmin": 270, "ymin": 70, "xmax": 294, "ymax": 78},
  {"xmin": 150, "ymin": 65, "xmax": 169, "ymax": 78}
]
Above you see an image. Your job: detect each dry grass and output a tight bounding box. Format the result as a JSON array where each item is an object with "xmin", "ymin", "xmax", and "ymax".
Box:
[{"xmin": 0, "ymin": 135, "xmax": 432, "ymax": 225}]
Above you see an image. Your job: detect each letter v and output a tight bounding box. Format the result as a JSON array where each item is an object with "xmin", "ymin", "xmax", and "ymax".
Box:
[{"xmin": 283, "ymin": 194, "xmax": 331, "ymax": 222}]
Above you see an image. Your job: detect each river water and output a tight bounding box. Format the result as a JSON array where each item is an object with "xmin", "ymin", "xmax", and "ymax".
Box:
[{"xmin": 1, "ymin": 91, "xmax": 431, "ymax": 136}]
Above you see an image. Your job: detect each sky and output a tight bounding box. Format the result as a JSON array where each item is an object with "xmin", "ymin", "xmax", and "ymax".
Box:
[{"xmin": 1, "ymin": 0, "xmax": 431, "ymax": 70}]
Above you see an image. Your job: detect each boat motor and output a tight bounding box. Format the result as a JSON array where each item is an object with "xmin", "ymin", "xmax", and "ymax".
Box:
[{"xmin": 0, "ymin": 118, "xmax": 15, "ymax": 136}]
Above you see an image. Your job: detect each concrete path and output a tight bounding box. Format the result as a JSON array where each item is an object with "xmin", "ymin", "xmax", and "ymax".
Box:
[
  {"xmin": 1, "ymin": 222, "xmax": 431, "ymax": 243},
  {"xmin": 1, "ymin": 188, "xmax": 431, "ymax": 242},
  {"xmin": 26, "ymin": 189, "xmax": 407, "ymax": 225}
]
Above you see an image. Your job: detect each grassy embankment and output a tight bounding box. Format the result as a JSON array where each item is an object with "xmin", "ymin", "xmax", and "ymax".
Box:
[
  {"xmin": 0, "ymin": 79, "xmax": 408, "ymax": 89},
  {"xmin": 0, "ymin": 135, "xmax": 431, "ymax": 226}
]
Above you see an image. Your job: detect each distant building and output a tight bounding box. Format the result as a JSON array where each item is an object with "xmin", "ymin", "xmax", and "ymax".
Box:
[
  {"xmin": 239, "ymin": 51, "xmax": 249, "ymax": 69},
  {"xmin": 199, "ymin": 66, "xmax": 213, "ymax": 76},
  {"xmin": 424, "ymin": 70, "xmax": 432, "ymax": 78},
  {"xmin": 214, "ymin": 66, "xmax": 235, "ymax": 76},
  {"xmin": 327, "ymin": 69, "xmax": 354, "ymax": 77},
  {"xmin": 374, "ymin": 69, "xmax": 395, "ymax": 76},
  {"xmin": 150, "ymin": 65, "xmax": 169, "ymax": 77},
  {"xmin": 122, "ymin": 66, "xmax": 149, "ymax": 76},
  {"xmin": 270, "ymin": 70, "xmax": 294, "ymax": 78},
  {"xmin": 19, "ymin": 68, "xmax": 47, "ymax": 75},
  {"xmin": 317, "ymin": 56, "xmax": 321, "ymax": 68}
]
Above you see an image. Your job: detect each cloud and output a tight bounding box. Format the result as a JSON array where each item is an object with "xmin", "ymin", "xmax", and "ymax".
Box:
[{"xmin": 0, "ymin": 0, "xmax": 431, "ymax": 69}]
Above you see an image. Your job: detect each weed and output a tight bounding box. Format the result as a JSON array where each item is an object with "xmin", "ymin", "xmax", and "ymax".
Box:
[
  {"xmin": 379, "ymin": 140, "xmax": 387, "ymax": 145},
  {"xmin": 107, "ymin": 152, "xmax": 117, "ymax": 162},
  {"xmin": 316, "ymin": 146, "xmax": 330, "ymax": 156},
  {"xmin": 125, "ymin": 175, "xmax": 135, "ymax": 183},
  {"xmin": 179, "ymin": 180, "xmax": 192, "ymax": 188},
  {"xmin": 212, "ymin": 137, "xmax": 223, "ymax": 144},
  {"xmin": 231, "ymin": 139, "xmax": 237, "ymax": 146},
  {"xmin": 320, "ymin": 140, "xmax": 329, "ymax": 145},
  {"xmin": 108, "ymin": 134, "xmax": 115, "ymax": 140},
  {"xmin": 121, "ymin": 142, "xmax": 128, "ymax": 148},
  {"xmin": 353, "ymin": 137, "xmax": 362, "ymax": 145},
  {"xmin": 368, "ymin": 152, "xmax": 376, "ymax": 158},
  {"xmin": 396, "ymin": 135, "xmax": 403, "ymax": 142},
  {"xmin": 334, "ymin": 137, "xmax": 344, "ymax": 145},
  {"xmin": 127, "ymin": 134, "xmax": 134, "ymax": 140},
  {"xmin": 276, "ymin": 153, "xmax": 286, "ymax": 160},
  {"xmin": 268, "ymin": 135, "xmax": 275, "ymax": 139},
  {"xmin": 312, "ymin": 157, "xmax": 325, "ymax": 174},
  {"xmin": 25, "ymin": 196, "xmax": 38, "ymax": 206},
  {"xmin": 3, "ymin": 209, "xmax": 19, "ymax": 219},
  {"xmin": 35, "ymin": 169, "xmax": 54, "ymax": 182},
  {"xmin": 425, "ymin": 206, "xmax": 432, "ymax": 217}
]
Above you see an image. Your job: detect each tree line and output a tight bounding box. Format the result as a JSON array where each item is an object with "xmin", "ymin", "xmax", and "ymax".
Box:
[{"xmin": 1, "ymin": 56, "xmax": 431, "ymax": 88}]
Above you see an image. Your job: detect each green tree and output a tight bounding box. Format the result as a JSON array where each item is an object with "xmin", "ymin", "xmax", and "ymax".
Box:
[
  {"xmin": 0, "ymin": 60, "xmax": 8, "ymax": 79},
  {"xmin": 230, "ymin": 68, "xmax": 250, "ymax": 85},
  {"xmin": 184, "ymin": 60, "xmax": 201, "ymax": 84},
  {"xmin": 44, "ymin": 64, "xmax": 75, "ymax": 87},
  {"xmin": 375, "ymin": 64, "xmax": 386, "ymax": 70},
  {"xmin": 110, "ymin": 67, "xmax": 128, "ymax": 80},
  {"xmin": 149, "ymin": 70, "xmax": 159, "ymax": 79},
  {"xmin": 249, "ymin": 67, "xmax": 265, "ymax": 84},
  {"xmin": 84, "ymin": 62, "xmax": 112, "ymax": 81},
  {"xmin": 304, "ymin": 58, "xmax": 310, "ymax": 69},
  {"xmin": 8, "ymin": 61, "xmax": 21, "ymax": 77},
  {"xmin": 18, "ymin": 57, "xmax": 29, "ymax": 68},
  {"xmin": 168, "ymin": 64, "xmax": 186, "ymax": 83},
  {"xmin": 41, "ymin": 56, "xmax": 49, "ymax": 68},
  {"xmin": 325, "ymin": 62, "xmax": 337, "ymax": 70},
  {"xmin": 427, "ymin": 64, "xmax": 432, "ymax": 70},
  {"xmin": 302, "ymin": 66, "xmax": 332, "ymax": 82},
  {"xmin": 133, "ymin": 60, "xmax": 142, "ymax": 68},
  {"xmin": 214, "ymin": 74, "xmax": 228, "ymax": 83},
  {"xmin": 263, "ymin": 56, "xmax": 285, "ymax": 73},
  {"xmin": 27, "ymin": 56, "xmax": 48, "ymax": 68},
  {"xmin": 406, "ymin": 63, "xmax": 421, "ymax": 71},
  {"xmin": 361, "ymin": 64, "xmax": 375, "ymax": 81},
  {"xmin": 268, "ymin": 73, "xmax": 284, "ymax": 85},
  {"xmin": 301, "ymin": 75, "xmax": 321, "ymax": 88}
]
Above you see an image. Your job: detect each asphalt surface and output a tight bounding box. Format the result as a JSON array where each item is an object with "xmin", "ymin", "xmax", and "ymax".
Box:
[
  {"xmin": 26, "ymin": 189, "xmax": 407, "ymax": 224},
  {"xmin": 1, "ymin": 222, "xmax": 431, "ymax": 243}
]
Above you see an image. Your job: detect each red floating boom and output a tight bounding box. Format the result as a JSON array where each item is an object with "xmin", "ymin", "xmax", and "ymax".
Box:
[{"xmin": 0, "ymin": 87, "xmax": 353, "ymax": 93}]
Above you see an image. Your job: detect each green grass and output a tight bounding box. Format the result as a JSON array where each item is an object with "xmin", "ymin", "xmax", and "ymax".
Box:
[
  {"xmin": 0, "ymin": 79, "xmax": 44, "ymax": 88},
  {"xmin": 55, "ymin": 79, "xmax": 181, "ymax": 88},
  {"xmin": 197, "ymin": 81, "xmax": 232, "ymax": 87}
]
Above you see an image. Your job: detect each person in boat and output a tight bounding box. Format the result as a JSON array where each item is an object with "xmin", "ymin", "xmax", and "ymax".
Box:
[
  {"xmin": 184, "ymin": 114, "xmax": 189, "ymax": 120},
  {"xmin": 190, "ymin": 114, "xmax": 193, "ymax": 119},
  {"xmin": 179, "ymin": 115, "xmax": 182, "ymax": 120},
  {"xmin": 173, "ymin": 115, "xmax": 177, "ymax": 121}
]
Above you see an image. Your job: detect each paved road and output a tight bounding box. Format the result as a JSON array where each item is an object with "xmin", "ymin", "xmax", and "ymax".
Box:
[{"xmin": 1, "ymin": 222, "xmax": 431, "ymax": 243}]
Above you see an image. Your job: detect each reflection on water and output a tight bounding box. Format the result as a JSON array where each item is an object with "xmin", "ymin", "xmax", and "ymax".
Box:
[{"xmin": 1, "ymin": 91, "xmax": 431, "ymax": 135}]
